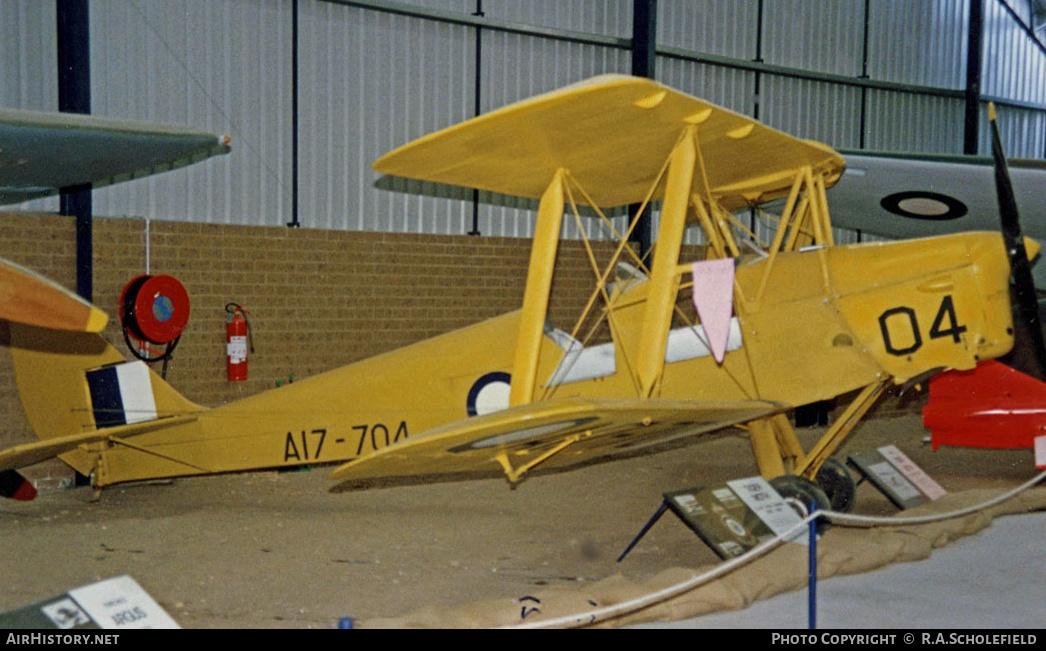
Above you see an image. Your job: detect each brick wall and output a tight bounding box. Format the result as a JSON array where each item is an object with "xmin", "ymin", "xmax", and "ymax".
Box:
[{"xmin": 0, "ymin": 211, "xmax": 623, "ymax": 448}]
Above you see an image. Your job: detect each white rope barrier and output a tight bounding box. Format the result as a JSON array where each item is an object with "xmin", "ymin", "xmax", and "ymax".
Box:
[{"xmin": 505, "ymin": 467, "xmax": 1046, "ymax": 629}]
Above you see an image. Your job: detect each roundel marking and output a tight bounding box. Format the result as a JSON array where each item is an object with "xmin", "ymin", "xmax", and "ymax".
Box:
[
  {"xmin": 880, "ymin": 191, "xmax": 968, "ymax": 221},
  {"xmin": 466, "ymin": 371, "xmax": 511, "ymax": 417}
]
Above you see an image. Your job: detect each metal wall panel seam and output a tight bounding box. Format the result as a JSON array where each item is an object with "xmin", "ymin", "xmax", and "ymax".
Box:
[
  {"xmin": 658, "ymin": 46, "xmax": 966, "ymax": 100},
  {"xmin": 320, "ymin": 0, "xmax": 630, "ymax": 48}
]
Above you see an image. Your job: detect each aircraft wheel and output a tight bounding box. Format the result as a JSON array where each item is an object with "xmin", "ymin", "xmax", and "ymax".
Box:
[
  {"xmin": 770, "ymin": 474, "xmax": 831, "ymax": 532},
  {"xmin": 815, "ymin": 457, "xmax": 857, "ymax": 513}
]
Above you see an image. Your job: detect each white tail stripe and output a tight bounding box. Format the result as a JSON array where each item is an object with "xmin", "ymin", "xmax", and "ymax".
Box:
[{"xmin": 86, "ymin": 361, "xmax": 157, "ymax": 428}]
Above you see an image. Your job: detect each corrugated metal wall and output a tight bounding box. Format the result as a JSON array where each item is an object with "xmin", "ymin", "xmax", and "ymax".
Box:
[
  {"xmin": 983, "ymin": 0, "xmax": 1046, "ymax": 157},
  {"xmin": 1, "ymin": 1, "xmax": 60, "ymax": 214},
  {"xmin": 90, "ymin": 0, "xmax": 293, "ymax": 226},
  {"xmin": 2, "ymin": 0, "xmax": 1044, "ymax": 239},
  {"xmin": 867, "ymin": 0, "xmax": 969, "ymax": 88},
  {"xmin": 0, "ymin": 0, "xmax": 57, "ymax": 111},
  {"xmin": 299, "ymin": 3, "xmax": 475, "ymax": 233}
]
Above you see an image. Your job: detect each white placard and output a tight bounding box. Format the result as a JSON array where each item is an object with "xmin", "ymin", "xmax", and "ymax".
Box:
[
  {"xmin": 727, "ymin": 476, "xmax": 807, "ymax": 544},
  {"xmin": 868, "ymin": 461, "xmax": 923, "ymax": 501},
  {"xmin": 68, "ymin": 576, "xmax": 179, "ymax": 629},
  {"xmin": 879, "ymin": 444, "xmax": 946, "ymax": 500}
]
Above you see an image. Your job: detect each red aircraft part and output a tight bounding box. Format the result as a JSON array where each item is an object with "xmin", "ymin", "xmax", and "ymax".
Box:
[
  {"xmin": 923, "ymin": 360, "xmax": 1046, "ymax": 450},
  {"xmin": 0, "ymin": 469, "xmax": 37, "ymax": 501}
]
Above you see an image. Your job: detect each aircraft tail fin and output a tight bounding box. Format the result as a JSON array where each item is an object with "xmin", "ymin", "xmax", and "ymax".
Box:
[
  {"xmin": 923, "ymin": 359, "xmax": 1046, "ymax": 450},
  {"xmin": 6, "ymin": 323, "xmax": 204, "ymax": 476}
]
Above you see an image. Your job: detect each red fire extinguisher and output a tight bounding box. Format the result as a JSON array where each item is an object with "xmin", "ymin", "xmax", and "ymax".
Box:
[{"xmin": 225, "ymin": 303, "xmax": 253, "ymax": 381}]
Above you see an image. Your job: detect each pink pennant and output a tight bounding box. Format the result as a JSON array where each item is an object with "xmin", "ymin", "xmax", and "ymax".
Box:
[{"xmin": 690, "ymin": 258, "xmax": 735, "ymax": 364}]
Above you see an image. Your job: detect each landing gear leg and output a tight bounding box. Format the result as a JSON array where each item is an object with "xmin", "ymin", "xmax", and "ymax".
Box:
[
  {"xmin": 748, "ymin": 413, "xmax": 805, "ymax": 479},
  {"xmin": 797, "ymin": 379, "xmax": 889, "ymax": 481},
  {"xmin": 748, "ymin": 379, "xmax": 887, "ymax": 515}
]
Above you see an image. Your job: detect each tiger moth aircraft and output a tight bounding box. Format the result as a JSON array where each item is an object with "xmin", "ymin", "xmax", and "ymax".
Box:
[{"xmin": 0, "ymin": 75, "xmax": 1032, "ymax": 510}]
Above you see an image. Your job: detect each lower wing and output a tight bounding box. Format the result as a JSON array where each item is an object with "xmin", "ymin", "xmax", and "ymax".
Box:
[{"xmin": 328, "ymin": 397, "xmax": 785, "ymax": 490}]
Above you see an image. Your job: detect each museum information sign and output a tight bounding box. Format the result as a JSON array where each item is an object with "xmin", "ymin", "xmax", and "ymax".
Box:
[
  {"xmin": 608, "ymin": 475, "xmax": 807, "ymax": 563},
  {"xmin": 0, "ymin": 575, "xmax": 179, "ymax": 629},
  {"xmin": 848, "ymin": 445, "xmax": 946, "ymax": 510}
]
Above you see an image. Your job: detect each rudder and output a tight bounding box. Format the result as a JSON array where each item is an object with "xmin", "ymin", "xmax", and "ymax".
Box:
[{"xmin": 7, "ymin": 322, "xmax": 202, "ymax": 475}]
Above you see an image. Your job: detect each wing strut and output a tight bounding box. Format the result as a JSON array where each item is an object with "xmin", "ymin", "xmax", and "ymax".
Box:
[
  {"xmin": 636, "ymin": 126, "xmax": 697, "ymax": 397},
  {"xmin": 494, "ymin": 433, "xmax": 583, "ymax": 484},
  {"xmin": 796, "ymin": 378, "xmax": 889, "ymax": 479},
  {"xmin": 746, "ymin": 379, "xmax": 888, "ymax": 481},
  {"xmin": 510, "ymin": 170, "xmax": 566, "ymax": 407}
]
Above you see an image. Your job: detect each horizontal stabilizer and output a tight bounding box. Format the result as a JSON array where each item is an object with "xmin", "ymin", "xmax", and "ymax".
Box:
[
  {"xmin": 329, "ymin": 397, "xmax": 783, "ymax": 490},
  {"xmin": 8, "ymin": 322, "xmax": 204, "ymax": 479},
  {"xmin": 0, "ymin": 414, "xmax": 198, "ymax": 473},
  {"xmin": 923, "ymin": 360, "xmax": 1046, "ymax": 449}
]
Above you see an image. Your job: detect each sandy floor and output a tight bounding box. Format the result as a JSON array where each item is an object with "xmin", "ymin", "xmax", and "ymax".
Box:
[{"xmin": 0, "ymin": 412, "xmax": 1039, "ymax": 629}]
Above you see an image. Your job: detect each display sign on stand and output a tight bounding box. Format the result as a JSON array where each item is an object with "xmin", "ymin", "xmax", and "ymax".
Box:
[
  {"xmin": 847, "ymin": 445, "xmax": 946, "ymax": 510},
  {"xmin": 0, "ymin": 575, "xmax": 179, "ymax": 629},
  {"xmin": 618, "ymin": 476, "xmax": 806, "ymax": 562}
]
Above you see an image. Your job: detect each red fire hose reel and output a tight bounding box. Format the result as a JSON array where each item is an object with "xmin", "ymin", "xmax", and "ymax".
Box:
[{"xmin": 119, "ymin": 274, "xmax": 191, "ymax": 375}]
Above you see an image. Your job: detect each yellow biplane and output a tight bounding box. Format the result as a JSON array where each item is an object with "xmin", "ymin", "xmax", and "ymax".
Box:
[{"xmin": 0, "ymin": 75, "xmax": 1029, "ymax": 510}]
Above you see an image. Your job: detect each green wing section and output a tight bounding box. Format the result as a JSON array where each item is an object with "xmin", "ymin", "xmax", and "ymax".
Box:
[
  {"xmin": 374, "ymin": 74, "xmax": 843, "ymax": 210},
  {"xmin": 328, "ymin": 397, "xmax": 784, "ymax": 490},
  {"xmin": 0, "ymin": 109, "xmax": 230, "ymax": 205}
]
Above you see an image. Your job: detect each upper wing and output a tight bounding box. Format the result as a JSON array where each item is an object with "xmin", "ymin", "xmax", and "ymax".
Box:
[
  {"xmin": 0, "ymin": 109, "xmax": 230, "ymax": 205},
  {"xmin": 373, "ymin": 74, "xmax": 843, "ymax": 210},
  {"xmin": 328, "ymin": 397, "xmax": 784, "ymax": 490}
]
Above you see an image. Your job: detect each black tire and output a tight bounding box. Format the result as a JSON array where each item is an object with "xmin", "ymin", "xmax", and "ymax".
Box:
[
  {"xmin": 770, "ymin": 474, "xmax": 832, "ymax": 533},
  {"xmin": 815, "ymin": 457, "xmax": 857, "ymax": 513}
]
